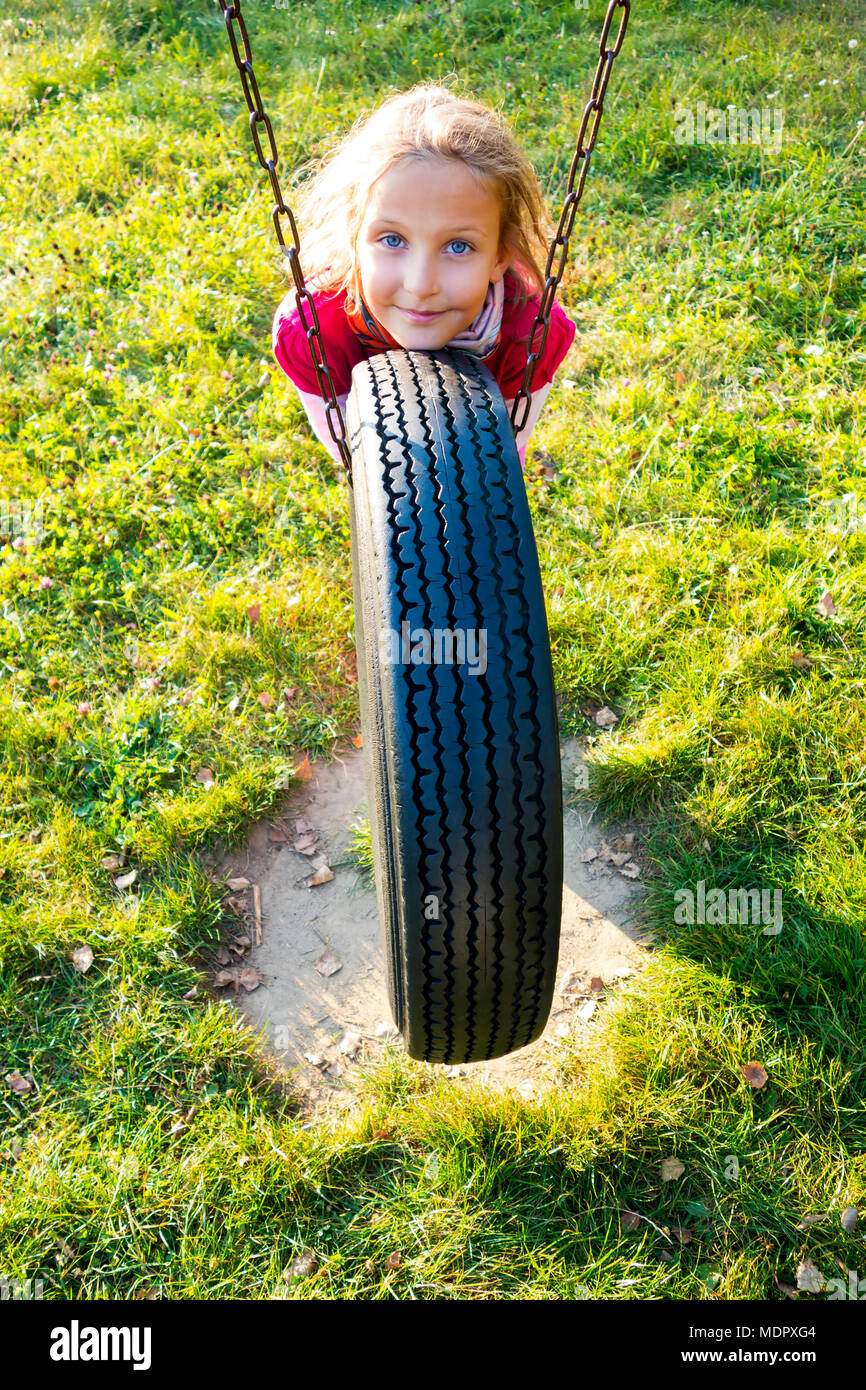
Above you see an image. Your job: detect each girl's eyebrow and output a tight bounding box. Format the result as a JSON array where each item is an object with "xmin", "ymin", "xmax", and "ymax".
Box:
[{"xmin": 368, "ymin": 219, "xmax": 485, "ymax": 237}]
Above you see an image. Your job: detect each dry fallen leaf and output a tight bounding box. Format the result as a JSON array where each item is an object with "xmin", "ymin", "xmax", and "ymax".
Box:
[
  {"xmin": 216, "ymin": 948, "xmax": 232, "ymax": 966},
  {"xmin": 292, "ymin": 833, "xmax": 319, "ymax": 855},
  {"xmin": 796, "ymin": 1213, "xmax": 828, "ymax": 1230},
  {"xmin": 620, "ymin": 1209, "xmax": 641, "ymax": 1232},
  {"xmin": 100, "ymin": 853, "xmax": 124, "ymax": 872},
  {"xmin": 338, "ymin": 1031, "xmax": 362, "ymax": 1057},
  {"xmin": 577, "ymin": 999, "xmax": 596, "ymax": 1021},
  {"xmin": 619, "ymin": 862, "xmax": 641, "ymax": 879},
  {"xmin": 740, "ymin": 1061, "xmax": 769, "ymax": 1089},
  {"xmin": 816, "ymin": 590, "xmax": 836, "ymax": 618},
  {"xmin": 182, "ymin": 986, "xmax": 199, "ymax": 1000},
  {"xmin": 668, "ymin": 1224, "xmax": 692, "ymax": 1246},
  {"xmin": 4, "ymin": 1071, "xmax": 33, "ymax": 1095},
  {"xmin": 314, "ymin": 946, "xmax": 342, "ymax": 978},
  {"xmin": 352, "ymin": 733, "xmax": 363, "ymax": 747},
  {"xmin": 114, "ymin": 869, "xmax": 137, "ymax": 891},
  {"xmin": 385, "ymin": 1252, "xmax": 402, "ymax": 1270},
  {"xmin": 579, "ymin": 847, "xmax": 598, "ymax": 862},
  {"xmin": 247, "ymin": 602, "xmax": 261, "ymax": 624},
  {"xmin": 661, "ymin": 1157, "xmax": 685, "ymax": 1182},
  {"xmin": 227, "ymin": 877, "xmax": 251, "ymax": 891},
  {"xmin": 71, "ymin": 945, "xmax": 93, "ymax": 973},
  {"xmin": 238, "ymin": 967, "xmax": 265, "ymax": 993},
  {"xmin": 589, "ymin": 976, "xmax": 605, "ymax": 994},
  {"xmin": 790, "ymin": 650, "xmax": 813, "ymax": 671},
  {"xmin": 257, "ymin": 692, "xmax": 272, "ymax": 710},
  {"xmin": 795, "ymin": 1257, "xmax": 826, "ymax": 1293},
  {"xmin": 841, "ymin": 1207, "xmax": 858, "ymax": 1232},
  {"xmin": 196, "ymin": 768, "xmax": 215, "ymax": 788},
  {"xmin": 213, "ymin": 969, "xmax": 239, "ymax": 988},
  {"xmin": 308, "ymin": 863, "xmax": 335, "ymax": 886},
  {"xmin": 594, "ymin": 706, "xmax": 618, "ymax": 728},
  {"xmin": 294, "ymin": 755, "xmax": 313, "ymax": 781}
]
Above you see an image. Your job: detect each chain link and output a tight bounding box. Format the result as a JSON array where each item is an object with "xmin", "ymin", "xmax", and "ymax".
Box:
[
  {"xmin": 509, "ymin": 0, "xmax": 630, "ymax": 434},
  {"xmin": 218, "ymin": 0, "xmax": 630, "ymax": 468},
  {"xmin": 217, "ymin": 0, "xmax": 354, "ymax": 483}
]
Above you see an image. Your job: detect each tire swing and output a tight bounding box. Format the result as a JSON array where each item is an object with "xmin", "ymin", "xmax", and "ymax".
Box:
[{"xmin": 218, "ymin": 0, "xmax": 631, "ymax": 1064}]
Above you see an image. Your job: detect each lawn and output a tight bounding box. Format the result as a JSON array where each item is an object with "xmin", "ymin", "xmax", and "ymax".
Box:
[{"xmin": 1, "ymin": 0, "xmax": 864, "ymax": 1300}]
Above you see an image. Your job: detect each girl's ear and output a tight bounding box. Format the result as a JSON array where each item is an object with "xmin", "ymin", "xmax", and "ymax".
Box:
[{"xmin": 490, "ymin": 242, "xmax": 514, "ymax": 283}]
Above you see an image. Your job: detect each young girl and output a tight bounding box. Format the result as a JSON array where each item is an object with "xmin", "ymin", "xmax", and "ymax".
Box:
[{"xmin": 272, "ymin": 81, "xmax": 577, "ymax": 469}]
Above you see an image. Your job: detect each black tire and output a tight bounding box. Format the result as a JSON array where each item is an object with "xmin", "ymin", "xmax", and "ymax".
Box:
[{"xmin": 346, "ymin": 348, "xmax": 563, "ymax": 1065}]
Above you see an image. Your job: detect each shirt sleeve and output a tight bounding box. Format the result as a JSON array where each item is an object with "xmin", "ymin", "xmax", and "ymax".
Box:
[
  {"xmin": 494, "ymin": 297, "xmax": 577, "ymax": 399},
  {"xmin": 295, "ymin": 388, "xmax": 349, "ymax": 465},
  {"xmin": 271, "ymin": 288, "xmax": 354, "ymax": 397},
  {"xmin": 502, "ymin": 381, "xmax": 552, "ymax": 465}
]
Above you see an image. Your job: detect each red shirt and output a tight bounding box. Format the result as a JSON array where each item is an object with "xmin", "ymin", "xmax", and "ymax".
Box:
[{"xmin": 272, "ymin": 268, "xmax": 577, "ymax": 399}]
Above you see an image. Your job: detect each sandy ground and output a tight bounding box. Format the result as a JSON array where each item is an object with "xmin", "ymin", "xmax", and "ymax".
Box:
[{"xmin": 205, "ymin": 737, "xmax": 655, "ymax": 1121}]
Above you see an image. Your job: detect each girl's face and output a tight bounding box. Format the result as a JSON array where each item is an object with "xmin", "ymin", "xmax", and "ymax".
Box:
[{"xmin": 356, "ymin": 155, "xmax": 513, "ymax": 347}]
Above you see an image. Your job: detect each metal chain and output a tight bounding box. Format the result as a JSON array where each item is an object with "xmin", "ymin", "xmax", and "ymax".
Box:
[
  {"xmin": 217, "ymin": 0, "xmax": 355, "ymax": 483},
  {"xmin": 509, "ymin": 0, "xmax": 630, "ymax": 435},
  {"xmin": 218, "ymin": 0, "xmax": 630, "ymax": 467}
]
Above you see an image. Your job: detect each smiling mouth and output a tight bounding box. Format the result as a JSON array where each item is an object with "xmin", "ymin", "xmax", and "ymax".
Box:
[{"xmin": 400, "ymin": 308, "xmax": 443, "ymax": 320}]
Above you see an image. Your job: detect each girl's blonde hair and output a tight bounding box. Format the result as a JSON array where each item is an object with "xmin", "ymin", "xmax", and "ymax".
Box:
[{"xmin": 280, "ymin": 79, "xmax": 555, "ymax": 319}]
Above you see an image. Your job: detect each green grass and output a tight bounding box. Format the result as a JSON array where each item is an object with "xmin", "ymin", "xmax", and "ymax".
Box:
[{"xmin": 1, "ymin": 0, "xmax": 864, "ymax": 1299}]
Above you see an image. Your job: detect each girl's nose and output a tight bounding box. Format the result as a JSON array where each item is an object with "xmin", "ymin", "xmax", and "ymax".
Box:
[{"xmin": 402, "ymin": 254, "xmax": 439, "ymax": 299}]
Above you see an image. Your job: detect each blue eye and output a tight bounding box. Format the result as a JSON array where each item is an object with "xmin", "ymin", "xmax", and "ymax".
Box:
[
  {"xmin": 449, "ymin": 239, "xmax": 473, "ymax": 255},
  {"xmin": 381, "ymin": 233, "xmax": 403, "ymax": 249}
]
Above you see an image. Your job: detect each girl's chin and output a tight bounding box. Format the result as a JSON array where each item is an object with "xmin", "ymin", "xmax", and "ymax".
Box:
[{"xmin": 384, "ymin": 313, "xmax": 455, "ymax": 347}]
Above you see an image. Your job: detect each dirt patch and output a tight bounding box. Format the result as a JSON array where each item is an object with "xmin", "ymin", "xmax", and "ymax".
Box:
[{"xmin": 204, "ymin": 738, "xmax": 656, "ymax": 1121}]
